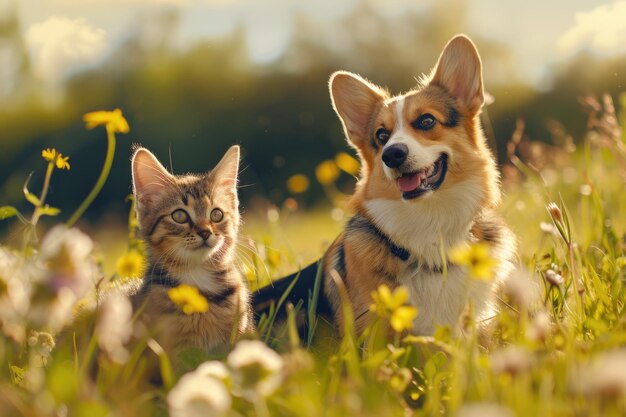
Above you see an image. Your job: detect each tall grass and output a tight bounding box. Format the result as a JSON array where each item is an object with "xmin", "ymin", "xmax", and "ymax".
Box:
[{"xmin": 0, "ymin": 95, "xmax": 625, "ymax": 417}]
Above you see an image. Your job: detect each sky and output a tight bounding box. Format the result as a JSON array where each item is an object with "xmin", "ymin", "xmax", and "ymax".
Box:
[{"xmin": 2, "ymin": 0, "xmax": 626, "ymax": 88}]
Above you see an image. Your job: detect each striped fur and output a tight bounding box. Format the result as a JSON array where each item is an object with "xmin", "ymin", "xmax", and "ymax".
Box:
[{"xmin": 131, "ymin": 146, "xmax": 253, "ymax": 359}]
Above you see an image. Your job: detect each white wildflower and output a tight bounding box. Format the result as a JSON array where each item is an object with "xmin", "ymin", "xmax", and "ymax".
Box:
[
  {"xmin": 38, "ymin": 225, "xmax": 96, "ymax": 298},
  {"xmin": 457, "ymin": 403, "xmax": 514, "ymax": 417},
  {"xmin": 572, "ymin": 349, "xmax": 626, "ymax": 398},
  {"xmin": 502, "ymin": 267, "xmax": 540, "ymax": 310},
  {"xmin": 544, "ymin": 269, "xmax": 564, "ymax": 287},
  {"xmin": 27, "ymin": 226, "xmax": 98, "ymax": 331},
  {"xmin": 96, "ymin": 293, "xmax": 133, "ymax": 363},
  {"xmin": 168, "ymin": 367, "xmax": 231, "ymax": 417},
  {"xmin": 50, "ymin": 287, "xmax": 79, "ymax": 332},
  {"xmin": 0, "ymin": 248, "xmax": 31, "ymax": 341},
  {"xmin": 0, "ymin": 248, "xmax": 31, "ymax": 312},
  {"xmin": 196, "ymin": 361, "xmax": 231, "ymax": 384},
  {"xmin": 490, "ymin": 345, "xmax": 533, "ymax": 375},
  {"xmin": 227, "ymin": 339, "xmax": 283, "ymax": 400}
]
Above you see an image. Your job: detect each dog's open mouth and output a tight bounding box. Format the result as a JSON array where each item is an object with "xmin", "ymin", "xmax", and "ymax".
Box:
[{"xmin": 397, "ymin": 154, "xmax": 448, "ymax": 199}]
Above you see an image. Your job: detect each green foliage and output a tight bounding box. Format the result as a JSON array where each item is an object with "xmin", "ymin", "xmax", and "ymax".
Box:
[{"xmin": 0, "ymin": 206, "xmax": 21, "ymax": 221}]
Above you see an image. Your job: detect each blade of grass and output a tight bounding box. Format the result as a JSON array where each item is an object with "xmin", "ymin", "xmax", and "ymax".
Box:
[{"xmin": 306, "ymin": 259, "xmax": 324, "ymax": 348}]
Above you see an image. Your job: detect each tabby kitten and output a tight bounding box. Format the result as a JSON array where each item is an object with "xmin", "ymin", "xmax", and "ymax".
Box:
[{"xmin": 131, "ymin": 145, "xmax": 252, "ymax": 358}]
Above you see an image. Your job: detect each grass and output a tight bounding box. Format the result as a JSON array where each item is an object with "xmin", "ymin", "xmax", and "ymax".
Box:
[{"xmin": 0, "ymin": 96, "xmax": 625, "ymax": 417}]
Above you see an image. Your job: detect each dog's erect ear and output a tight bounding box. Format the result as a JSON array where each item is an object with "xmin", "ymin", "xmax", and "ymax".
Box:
[
  {"xmin": 329, "ymin": 71, "xmax": 386, "ymax": 148},
  {"xmin": 132, "ymin": 147, "xmax": 175, "ymax": 208},
  {"xmin": 429, "ymin": 34, "xmax": 484, "ymax": 114}
]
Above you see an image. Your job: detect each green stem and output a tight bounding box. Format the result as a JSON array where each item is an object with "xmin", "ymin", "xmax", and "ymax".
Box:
[
  {"xmin": 79, "ymin": 334, "xmax": 98, "ymax": 376},
  {"xmin": 31, "ymin": 162, "xmax": 55, "ymax": 227},
  {"xmin": 568, "ymin": 243, "xmax": 584, "ymax": 322},
  {"xmin": 67, "ymin": 126, "xmax": 116, "ymax": 227},
  {"xmin": 38, "ymin": 163, "xmax": 55, "ymax": 215},
  {"xmin": 23, "ymin": 162, "xmax": 54, "ymax": 251}
]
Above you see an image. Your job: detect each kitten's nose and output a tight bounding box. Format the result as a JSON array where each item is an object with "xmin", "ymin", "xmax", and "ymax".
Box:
[{"xmin": 196, "ymin": 224, "xmax": 211, "ymax": 241}]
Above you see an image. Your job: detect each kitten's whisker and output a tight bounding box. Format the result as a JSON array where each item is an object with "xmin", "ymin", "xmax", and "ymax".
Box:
[
  {"xmin": 148, "ymin": 245, "xmax": 178, "ymax": 278},
  {"xmin": 236, "ymin": 235, "xmax": 259, "ymax": 250},
  {"xmin": 233, "ymin": 255, "xmax": 256, "ymax": 278},
  {"xmin": 233, "ymin": 249, "xmax": 255, "ymax": 269},
  {"xmin": 233, "ymin": 244, "xmax": 261, "ymax": 270},
  {"xmin": 234, "ymin": 241, "xmax": 271, "ymax": 279},
  {"xmin": 168, "ymin": 144, "xmax": 174, "ymax": 174}
]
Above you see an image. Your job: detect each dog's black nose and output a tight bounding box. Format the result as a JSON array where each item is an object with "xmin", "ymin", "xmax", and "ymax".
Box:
[{"xmin": 382, "ymin": 143, "xmax": 408, "ymax": 168}]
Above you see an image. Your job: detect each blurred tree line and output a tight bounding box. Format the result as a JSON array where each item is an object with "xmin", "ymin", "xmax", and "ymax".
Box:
[{"xmin": 0, "ymin": 1, "xmax": 625, "ymax": 229}]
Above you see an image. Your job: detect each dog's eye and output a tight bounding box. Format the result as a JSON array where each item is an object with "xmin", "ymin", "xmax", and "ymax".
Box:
[
  {"xmin": 171, "ymin": 209, "xmax": 189, "ymax": 224},
  {"xmin": 413, "ymin": 114, "xmax": 437, "ymax": 130},
  {"xmin": 375, "ymin": 128, "xmax": 390, "ymax": 144},
  {"xmin": 210, "ymin": 208, "xmax": 224, "ymax": 223}
]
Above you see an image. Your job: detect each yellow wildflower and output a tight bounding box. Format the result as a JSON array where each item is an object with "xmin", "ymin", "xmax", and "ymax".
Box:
[
  {"xmin": 42, "ymin": 148, "xmax": 57, "ymax": 162},
  {"xmin": 389, "ymin": 367, "xmax": 412, "ymax": 392},
  {"xmin": 450, "ymin": 242, "xmax": 498, "ymax": 281},
  {"xmin": 55, "ymin": 155, "xmax": 70, "ymax": 170},
  {"xmin": 390, "ymin": 306, "xmax": 418, "ymax": 332},
  {"xmin": 370, "ymin": 284, "xmax": 409, "ymax": 314},
  {"xmin": 41, "ymin": 148, "xmax": 70, "ymax": 170},
  {"xmin": 335, "ymin": 152, "xmax": 360, "ymax": 175},
  {"xmin": 370, "ymin": 284, "xmax": 418, "ymax": 332},
  {"xmin": 315, "ymin": 160, "xmax": 340, "ymax": 185},
  {"xmin": 286, "ymin": 174, "xmax": 309, "ymax": 194},
  {"xmin": 83, "ymin": 108, "xmax": 130, "ymax": 134},
  {"xmin": 115, "ymin": 251, "xmax": 145, "ymax": 279},
  {"xmin": 168, "ymin": 284, "xmax": 209, "ymax": 315}
]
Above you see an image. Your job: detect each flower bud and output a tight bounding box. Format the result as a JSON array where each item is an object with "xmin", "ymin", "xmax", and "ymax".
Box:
[{"xmin": 546, "ymin": 202, "xmax": 562, "ymax": 223}]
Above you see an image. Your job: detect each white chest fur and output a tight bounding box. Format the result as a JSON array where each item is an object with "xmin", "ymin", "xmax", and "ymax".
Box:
[
  {"xmin": 177, "ymin": 265, "xmax": 222, "ymax": 294},
  {"xmin": 364, "ymin": 183, "xmax": 483, "ymax": 267},
  {"xmin": 398, "ymin": 265, "xmax": 494, "ymax": 335},
  {"xmin": 364, "ymin": 185, "xmax": 495, "ymax": 335}
]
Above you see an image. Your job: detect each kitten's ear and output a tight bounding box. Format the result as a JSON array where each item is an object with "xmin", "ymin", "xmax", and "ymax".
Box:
[
  {"xmin": 329, "ymin": 71, "xmax": 387, "ymax": 149},
  {"xmin": 429, "ymin": 34, "xmax": 484, "ymax": 114},
  {"xmin": 131, "ymin": 147, "xmax": 174, "ymax": 207},
  {"xmin": 211, "ymin": 145, "xmax": 240, "ymax": 192}
]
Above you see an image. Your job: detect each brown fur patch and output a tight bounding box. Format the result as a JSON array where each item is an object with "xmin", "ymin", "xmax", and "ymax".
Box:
[{"xmin": 323, "ymin": 35, "xmax": 515, "ymax": 337}]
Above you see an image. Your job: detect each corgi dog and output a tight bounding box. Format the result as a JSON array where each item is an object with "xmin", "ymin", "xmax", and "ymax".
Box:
[{"xmin": 254, "ymin": 34, "xmax": 516, "ymax": 336}]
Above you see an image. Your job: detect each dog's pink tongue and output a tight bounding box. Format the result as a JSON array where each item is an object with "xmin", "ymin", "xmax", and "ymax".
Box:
[{"xmin": 398, "ymin": 173, "xmax": 421, "ymax": 192}]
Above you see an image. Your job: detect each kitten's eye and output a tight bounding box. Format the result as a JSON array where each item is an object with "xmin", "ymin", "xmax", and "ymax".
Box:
[
  {"xmin": 210, "ymin": 208, "xmax": 224, "ymax": 223},
  {"xmin": 375, "ymin": 128, "xmax": 390, "ymax": 144},
  {"xmin": 171, "ymin": 209, "xmax": 189, "ymax": 224},
  {"xmin": 413, "ymin": 113, "xmax": 437, "ymax": 130}
]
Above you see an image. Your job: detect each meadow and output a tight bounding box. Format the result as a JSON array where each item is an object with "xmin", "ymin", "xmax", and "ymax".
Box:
[{"xmin": 0, "ymin": 93, "xmax": 625, "ymax": 417}]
